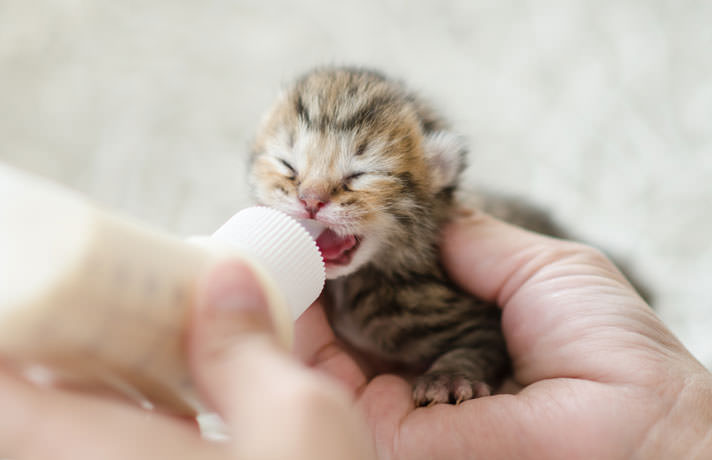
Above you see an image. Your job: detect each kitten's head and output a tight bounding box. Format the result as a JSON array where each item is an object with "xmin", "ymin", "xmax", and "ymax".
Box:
[{"xmin": 249, "ymin": 67, "xmax": 466, "ymax": 278}]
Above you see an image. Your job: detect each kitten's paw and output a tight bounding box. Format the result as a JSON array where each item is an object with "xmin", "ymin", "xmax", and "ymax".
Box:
[{"xmin": 412, "ymin": 373, "xmax": 491, "ymax": 406}]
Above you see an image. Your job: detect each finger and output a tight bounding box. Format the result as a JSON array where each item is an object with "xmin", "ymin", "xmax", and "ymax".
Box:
[
  {"xmin": 188, "ymin": 260, "xmax": 374, "ymax": 459},
  {"xmin": 0, "ymin": 369, "xmax": 223, "ymax": 460},
  {"xmin": 188, "ymin": 259, "xmax": 298, "ymax": 423},
  {"xmin": 357, "ymin": 374, "xmax": 413, "ymax": 459},
  {"xmin": 441, "ymin": 211, "xmax": 631, "ymax": 306},
  {"xmin": 357, "ymin": 375, "xmax": 528, "ymax": 460},
  {"xmin": 293, "ymin": 301, "xmax": 337, "ymax": 363},
  {"xmin": 0, "ymin": 359, "xmax": 202, "ymax": 429},
  {"xmin": 294, "ymin": 301, "xmax": 368, "ymax": 394},
  {"xmin": 356, "ymin": 372, "xmax": 549, "ymax": 460},
  {"xmin": 441, "ymin": 211, "xmax": 685, "ymax": 387},
  {"xmin": 359, "ymin": 370, "xmax": 651, "ymax": 459}
]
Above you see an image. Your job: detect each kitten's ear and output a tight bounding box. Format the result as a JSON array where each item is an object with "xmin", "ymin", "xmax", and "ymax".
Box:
[{"xmin": 422, "ymin": 131, "xmax": 467, "ymax": 191}]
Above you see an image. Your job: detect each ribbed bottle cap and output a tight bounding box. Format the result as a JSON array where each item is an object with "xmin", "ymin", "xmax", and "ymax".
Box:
[{"xmin": 211, "ymin": 207, "xmax": 325, "ymax": 320}]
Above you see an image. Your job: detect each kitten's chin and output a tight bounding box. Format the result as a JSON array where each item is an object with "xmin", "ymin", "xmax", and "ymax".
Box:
[{"xmin": 325, "ymin": 264, "xmax": 359, "ymax": 279}]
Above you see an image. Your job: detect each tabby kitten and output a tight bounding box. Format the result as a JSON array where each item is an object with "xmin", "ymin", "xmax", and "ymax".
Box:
[{"xmin": 248, "ymin": 66, "xmax": 509, "ymax": 405}]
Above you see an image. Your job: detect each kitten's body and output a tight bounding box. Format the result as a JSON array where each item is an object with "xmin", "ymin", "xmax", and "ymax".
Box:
[{"xmin": 249, "ymin": 67, "xmax": 509, "ymax": 404}]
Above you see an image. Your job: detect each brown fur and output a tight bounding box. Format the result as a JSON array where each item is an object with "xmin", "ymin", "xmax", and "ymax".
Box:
[{"xmin": 249, "ymin": 66, "xmax": 509, "ymax": 405}]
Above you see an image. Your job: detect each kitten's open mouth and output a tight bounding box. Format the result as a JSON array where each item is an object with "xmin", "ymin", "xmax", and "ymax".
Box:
[{"xmin": 315, "ymin": 229, "xmax": 361, "ymax": 266}]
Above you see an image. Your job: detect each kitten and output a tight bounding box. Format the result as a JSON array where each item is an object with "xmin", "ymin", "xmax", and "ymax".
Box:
[{"xmin": 248, "ymin": 66, "xmax": 509, "ymax": 405}]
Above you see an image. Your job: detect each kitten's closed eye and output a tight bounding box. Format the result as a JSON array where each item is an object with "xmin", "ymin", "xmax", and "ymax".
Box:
[
  {"xmin": 278, "ymin": 158, "xmax": 297, "ymax": 180},
  {"xmin": 355, "ymin": 142, "xmax": 368, "ymax": 156},
  {"xmin": 345, "ymin": 171, "xmax": 365, "ymax": 182},
  {"xmin": 342, "ymin": 172, "xmax": 365, "ymax": 191}
]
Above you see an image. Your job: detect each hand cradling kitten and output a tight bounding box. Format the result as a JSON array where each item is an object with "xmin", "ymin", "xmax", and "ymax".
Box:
[{"xmin": 248, "ymin": 66, "xmax": 509, "ymax": 406}]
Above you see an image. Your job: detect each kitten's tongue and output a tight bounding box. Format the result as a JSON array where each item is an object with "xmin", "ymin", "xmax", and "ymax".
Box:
[{"xmin": 316, "ymin": 229, "xmax": 357, "ymax": 262}]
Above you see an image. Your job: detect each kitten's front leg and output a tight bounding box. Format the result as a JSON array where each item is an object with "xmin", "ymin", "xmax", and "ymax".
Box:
[{"xmin": 413, "ymin": 347, "xmax": 508, "ymax": 406}]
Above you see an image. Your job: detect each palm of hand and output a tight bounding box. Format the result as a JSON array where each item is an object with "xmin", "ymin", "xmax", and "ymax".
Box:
[{"xmin": 294, "ymin": 216, "xmax": 698, "ymax": 460}]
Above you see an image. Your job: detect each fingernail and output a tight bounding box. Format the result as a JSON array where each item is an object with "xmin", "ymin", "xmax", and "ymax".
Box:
[{"xmin": 202, "ymin": 261, "xmax": 273, "ymax": 331}]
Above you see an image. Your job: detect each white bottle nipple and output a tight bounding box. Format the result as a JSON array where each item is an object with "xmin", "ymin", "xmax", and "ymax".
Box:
[{"xmin": 211, "ymin": 207, "xmax": 325, "ymax": 321}]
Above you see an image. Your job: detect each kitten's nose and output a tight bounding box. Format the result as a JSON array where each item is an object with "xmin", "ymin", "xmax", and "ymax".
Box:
[{"xmin": 299, "ymin": 190, "xmax": 329, "ymax": 218}]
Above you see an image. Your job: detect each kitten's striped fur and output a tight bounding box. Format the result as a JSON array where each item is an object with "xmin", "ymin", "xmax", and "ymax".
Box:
[{"xmin": 249, "ymin": 67, "xmax": 509, "ymax": 405}]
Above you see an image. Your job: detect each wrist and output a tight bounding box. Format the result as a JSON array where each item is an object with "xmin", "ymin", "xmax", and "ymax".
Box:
[{"xmin": 637, "ymin": 369, "xmax": 712, "ymax": 459}]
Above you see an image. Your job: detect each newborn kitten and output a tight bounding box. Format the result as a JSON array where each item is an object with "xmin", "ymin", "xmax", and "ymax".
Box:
[{"xmin": 248, "ymin": 67, "xmax": 509, "ymax": 405}]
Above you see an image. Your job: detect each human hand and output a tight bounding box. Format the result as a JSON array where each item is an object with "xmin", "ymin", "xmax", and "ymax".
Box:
[
  {"xmin": 0, "ymin": 260, "xmax": 374, "ymax": 459},
  {"xmin": 295, "ymin": 211, "xmax": 712, "ymax": 459}
]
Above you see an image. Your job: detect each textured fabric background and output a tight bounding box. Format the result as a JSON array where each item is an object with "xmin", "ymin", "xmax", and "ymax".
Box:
[{"xmin": 1, "ymin": 0, "xmax": 710, "ymax": 367}]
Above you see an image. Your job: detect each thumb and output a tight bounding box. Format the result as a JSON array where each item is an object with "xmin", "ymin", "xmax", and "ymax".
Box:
[
  {"xmin": 188, "ymin": 260, "xmax": 295, "ymax": 423},
  {"xmin": 188, "ymin": 260, "xmax": 375, "ymax": 459},
  {"xmin": 440, "ymin": 210, "xmax": 632, "ymax": 306}
]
